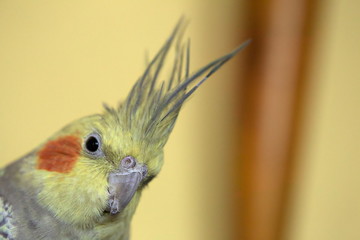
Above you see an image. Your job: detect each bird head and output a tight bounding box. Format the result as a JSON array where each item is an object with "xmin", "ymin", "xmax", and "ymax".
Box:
[{"xmin": 29, "ymin": 21, "xmax": 250, "ymax": 227}]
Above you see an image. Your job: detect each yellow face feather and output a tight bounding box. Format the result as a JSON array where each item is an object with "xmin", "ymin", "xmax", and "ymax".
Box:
[{"xmin": 29, "ymin": 113, "xmax": 164, "ymax": 226}]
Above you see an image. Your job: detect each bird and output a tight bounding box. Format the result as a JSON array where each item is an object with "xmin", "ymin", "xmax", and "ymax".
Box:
[{"xmin": 0, "ymin": 20, "xmax": 250, "ymax": 240}]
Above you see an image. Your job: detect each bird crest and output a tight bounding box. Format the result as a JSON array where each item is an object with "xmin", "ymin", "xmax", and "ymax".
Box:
[{"xmin": 103, "ymin": 19, "xmax": 250, "ymax": 149}]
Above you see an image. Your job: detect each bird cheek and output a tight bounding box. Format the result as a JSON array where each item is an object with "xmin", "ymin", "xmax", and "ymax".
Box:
[{"xmin": 37, "ymin": 135, "xmax": 81, "ymax": 173}]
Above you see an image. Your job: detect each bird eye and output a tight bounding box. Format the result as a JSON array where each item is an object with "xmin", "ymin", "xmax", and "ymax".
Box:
[
  {"xmin": 86, "ymin": 136, "xmax": 99, "ymax": 152},
  {"xmin": 84, "ymin": 133, "xmax": 103, "ymax": 156}
]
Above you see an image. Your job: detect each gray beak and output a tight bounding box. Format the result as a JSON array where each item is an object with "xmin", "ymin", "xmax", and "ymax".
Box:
[{"xmin": 107, "ymin": 156, "xmax": 147, "ymax": 215}]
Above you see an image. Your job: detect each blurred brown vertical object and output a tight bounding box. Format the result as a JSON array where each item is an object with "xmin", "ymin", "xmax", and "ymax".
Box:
[{"xmin": 234, "ymin": 0, "xmax": 317, "ymax": 240}]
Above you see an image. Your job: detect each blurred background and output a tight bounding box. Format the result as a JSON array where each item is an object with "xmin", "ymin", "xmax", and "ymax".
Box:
[{"xmin": 0, "ymin": 0, "xmax": 359, "ymax": 240}]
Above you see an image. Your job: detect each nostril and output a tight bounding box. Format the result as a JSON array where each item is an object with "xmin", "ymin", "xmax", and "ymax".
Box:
[{"xmin": 121, "ymin": 156, "xmax": 136, "ymax": 169}]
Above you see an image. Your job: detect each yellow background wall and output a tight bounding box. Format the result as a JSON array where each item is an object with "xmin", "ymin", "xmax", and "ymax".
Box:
[
  {"xmin": 286, "ymin": 0, "xmax": 360, "ymax": 239},
  {"xmin": 0, "ymin": 1, "xmax": 244, "ymax": 239}
]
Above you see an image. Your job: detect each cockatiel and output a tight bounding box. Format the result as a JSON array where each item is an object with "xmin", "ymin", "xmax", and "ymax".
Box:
[{"xmin": 0, "ymin": 20, "xmax": 249, "ymax": 240}]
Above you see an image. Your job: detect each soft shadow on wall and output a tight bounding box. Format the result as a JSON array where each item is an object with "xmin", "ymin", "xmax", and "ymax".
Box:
[{"xmin": 236, "ymin": 1, "xmax": 360, "ymax": 240}]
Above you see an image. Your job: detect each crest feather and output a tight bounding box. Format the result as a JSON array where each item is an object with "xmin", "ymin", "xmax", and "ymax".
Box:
[{"xmin": 107, "ymin": 19, "xmax": 250, "ymax": 147}]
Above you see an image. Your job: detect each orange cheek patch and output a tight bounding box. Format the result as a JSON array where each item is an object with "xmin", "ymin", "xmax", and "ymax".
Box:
[{"xmin": 37, "ymin": 136, "xmax": 81, "ymax": 173}]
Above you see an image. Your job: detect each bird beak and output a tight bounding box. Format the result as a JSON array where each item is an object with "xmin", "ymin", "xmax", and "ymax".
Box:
[{"xmin": 107, "ymin": 156, "xmax": 147, "ymax": 215}]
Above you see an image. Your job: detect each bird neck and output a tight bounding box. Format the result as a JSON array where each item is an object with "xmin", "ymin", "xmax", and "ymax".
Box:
[{"xmin": 95, "ymin": 191, "xmax": 142, "ymax": 239}]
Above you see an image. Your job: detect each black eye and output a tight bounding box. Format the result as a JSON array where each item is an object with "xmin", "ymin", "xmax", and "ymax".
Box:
[{"xmin": 85, "ymin": 136, "xmax": 100, "ymax": 152}]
